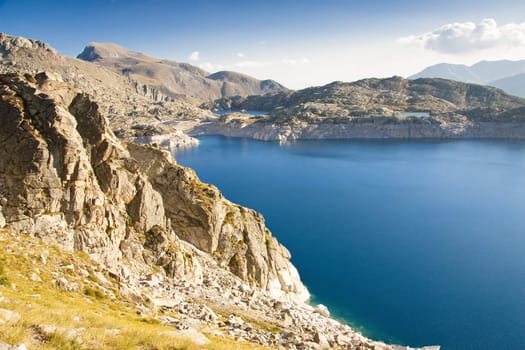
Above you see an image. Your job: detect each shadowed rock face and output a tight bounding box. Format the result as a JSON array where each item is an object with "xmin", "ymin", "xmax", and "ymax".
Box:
[
  {"xmin": 0, "ymin": 72, "xmax": 308, "ymax": 302},
  {"xmin": 77, "ymin": 42, "xmax": 288, "ymax": 101}
]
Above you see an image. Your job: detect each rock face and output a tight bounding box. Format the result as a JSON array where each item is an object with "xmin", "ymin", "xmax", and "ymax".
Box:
[
  {"xmin": 77, "ymin": 42, "xmax": 288, "ymax": 101},
  {"xmin": 195, "ymin": 76, "xmax": 525, "ymax": 141},
  {"xmin": 0, "ymin": 72, "xmax": 307, "ymax": 301}
]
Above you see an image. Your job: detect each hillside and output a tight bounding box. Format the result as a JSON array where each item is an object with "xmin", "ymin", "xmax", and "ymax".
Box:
[
  {"xmin": 193, "ymin": 76, "xmax": 525, "ymax": 141},
  {"xmin": 489, "ymin": 73, "xmax": 525, "ymax": 99},
  {"xmin": 207, "ymin": 76, "xmax": 525, "ymax": 113},
  {"xmin": 0, "ymin": 32, "xmax": 213, "ymax": 145},
  {"xmin": 78, "ymin": 42, "xmax": 287, "ymax": 101},
  {"xmin": 409, "ymin": 63, "xmax": 483, "ymax": 84},
  {"xmin": 207, "ymin": 70, "xmax": 287, "ymax": 97}
]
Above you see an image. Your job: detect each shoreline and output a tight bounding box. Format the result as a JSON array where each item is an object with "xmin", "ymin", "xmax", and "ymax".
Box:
[{"xmin": 171, "ymin": 119, "xmax": 525, "ymax": 143}]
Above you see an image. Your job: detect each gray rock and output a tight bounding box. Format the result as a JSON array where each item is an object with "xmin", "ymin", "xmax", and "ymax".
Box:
[
  {"xmin": 10, "ymin": 345, "xmax": 27, "ymax": 350},
  {"xmin": 313, "ymin": 332, "xmax": 330, "ymax": 349},
  {"xmin": 227, "ymin": 314, "xmax": 245, "ymax": 328},
  {"xmin": 53, "ymin": 278, "xmax": 73, "ymax": 291},
  {"xmin": 314, "ymin": 304, "xmax": 330, "ymax": 318},
  {"xmin": 0, "ymin": 309, "xmax": 20, "ymax": 325},
  {"xmin": 0, "ymin": 206, "xmax": 5, "ymax": 228}
]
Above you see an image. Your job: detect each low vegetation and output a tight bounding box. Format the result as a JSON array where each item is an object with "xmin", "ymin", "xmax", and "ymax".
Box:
[{"xmin": 0, "ymin": 228, "xmax": 269, "ymax": 350}]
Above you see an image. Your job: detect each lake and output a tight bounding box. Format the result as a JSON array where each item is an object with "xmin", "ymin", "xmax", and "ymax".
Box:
[
  {"xmin": 212, "ymin": 109, "xmax": 269, "ymax": 116},
  {"xmin": 173, "ymin": 136, "xmax": 525, "ymax": 350},
  {"xmin": 399, "ymin": 111, "xmax": 430, "ymax": 118}
]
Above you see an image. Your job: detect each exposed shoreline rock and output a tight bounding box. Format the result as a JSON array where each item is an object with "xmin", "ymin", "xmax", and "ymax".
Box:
[{"xmin": 187, "ymin": 118, "xmax": 525, "ymax": 142}]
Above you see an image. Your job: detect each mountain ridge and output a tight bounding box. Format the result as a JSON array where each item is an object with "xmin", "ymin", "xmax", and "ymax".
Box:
[
  {"xmin": 77, "ymin": 42, "xmax": 288, "ymax": 101},
  {"xmin": 410, "ymin": 59, "xmax": 525, "ymax": 98}
]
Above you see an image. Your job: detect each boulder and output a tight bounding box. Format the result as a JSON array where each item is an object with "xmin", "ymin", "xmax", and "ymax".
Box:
[{"xmin": 0, "ymin": 309, "xmax": 20, "ymax": 324}]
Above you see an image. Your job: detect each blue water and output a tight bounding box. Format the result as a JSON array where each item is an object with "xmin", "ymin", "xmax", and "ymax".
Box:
[
  {"xmin": 213, "ymin": 109, "xmax": 268, "ymax": 116},
  {"xmin": 173, "ymin": 136, "xmax": 525, "ymax": 350},
  {"xmin": 399, "ymin": 111, "xmax": 430, "ymax": 118}
]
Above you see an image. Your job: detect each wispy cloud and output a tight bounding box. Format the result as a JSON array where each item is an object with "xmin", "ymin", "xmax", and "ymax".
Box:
[
  {"xmin": 399, "ymin": 18, "xmax": 525, "ymax": 54},
  {"xmin": 188, "ymin": 51, "xmax": 200, "ymax": 61},
  {"xmin": 199, "ymin": 62, "xmax": 224, "ymax": 72},
  {"xmin": 237, "ymin": 52, "xmax": 245, "ymax": 58}
]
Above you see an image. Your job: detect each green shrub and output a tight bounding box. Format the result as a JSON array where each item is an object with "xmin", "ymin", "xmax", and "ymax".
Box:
[
  {"xmin": 0, "ymin": 276, "xmax": 8, "ymax": 286},
  {"xmin": 83, "ymin": 286, "xmax": 105, "ymax": 300},
  {"xmin": 0, "ymin": 259, "xmax": 8, "ymax": 286}
]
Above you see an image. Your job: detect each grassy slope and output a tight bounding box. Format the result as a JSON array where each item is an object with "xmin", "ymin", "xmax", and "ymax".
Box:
[{"xmin": 0, "ymin": 228, "xmax": 269, "ymax": 350}]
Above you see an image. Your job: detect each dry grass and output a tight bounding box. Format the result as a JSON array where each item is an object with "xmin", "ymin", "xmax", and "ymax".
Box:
[{"xmin": 0, "ymin": 228, "xmax": 269, "ymax": 350}]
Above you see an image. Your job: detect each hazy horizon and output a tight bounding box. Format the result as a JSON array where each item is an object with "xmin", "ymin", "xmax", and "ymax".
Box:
[{"xmin": 2, "ymin": 0, "xmax": 525, "ymax": 89}]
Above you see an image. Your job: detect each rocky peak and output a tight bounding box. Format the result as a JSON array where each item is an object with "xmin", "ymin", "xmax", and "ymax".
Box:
[
  {"xmin": 0, "ymin": 32, "xmax": 58, "ymax": 58},
  {"xmin": 77, "ymin": 42, "xmax": 152, "ymax": 63}
]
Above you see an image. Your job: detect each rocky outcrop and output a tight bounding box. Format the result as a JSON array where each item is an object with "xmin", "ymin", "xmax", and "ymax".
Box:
[
  {"xmin": 0, "ymin": 72, "xmax": 306, "ymax": 302},
  {"xmin": 131, "ymin": 123, "xmax": 200, "ymax": 151},
  {"xmin": 127, "ymin": 142, "xmax": 308, "ymax": 301}
]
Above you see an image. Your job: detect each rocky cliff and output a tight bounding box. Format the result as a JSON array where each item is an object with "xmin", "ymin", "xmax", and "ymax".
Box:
[{"xmin": 0, "ymin": 72, "xmax": 307, "ymax": 300}]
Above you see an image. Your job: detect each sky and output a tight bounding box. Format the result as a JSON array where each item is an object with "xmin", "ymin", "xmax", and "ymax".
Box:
[{"xmin": 2, "ymin": 0, "xmax": 525, "ymax": 89}]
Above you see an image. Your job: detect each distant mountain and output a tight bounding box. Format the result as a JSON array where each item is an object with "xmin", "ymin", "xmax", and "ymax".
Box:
[
  {"xmin": 469, "ymin": 60, "xmax": 525, "ymax": 83},
  {"xmin": 490, "ymin": 73, "xmax": 525, "ymax": 99},
  {"xmin": 410, "ymin": 60, "xmax": 525, "ymax": 98},
  {"xmin": 409, "ymin": 63, "xmax": 483, "ymax": 84},
  {"xmin": 210, "ymin": 76, "xmax": 525, "ymax": 113},
  {"xmin": 78, "ymin": 43, "xmax": 287, "ymax": 101},
  {"xmin": 207, "ymin": 70, "xmax": 287, "ymax": 97}
]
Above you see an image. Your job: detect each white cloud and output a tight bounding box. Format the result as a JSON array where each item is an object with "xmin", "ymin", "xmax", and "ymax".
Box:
[
  {"xmin": 282, "ymin": 57, "xmax": 310, "ymax": 65},
  {"xmin": 399, "ymin": 18, "xmax": 525, "ymax": 54},
  {"xmin": 199, "ymin": 62, "xmax": 224, "ymax": 72},
  {"xmin": 237, "ymin": 52, "xmax": 245, "ymax": 58},
  {"xmin": 188, "ymin": 51, "xmax": 200, "ymax": 61}
]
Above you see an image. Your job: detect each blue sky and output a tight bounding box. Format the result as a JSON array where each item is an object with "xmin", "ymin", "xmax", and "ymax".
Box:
[{"xmin": 2, "ymin": 0, "xmax": 525, "ymax": 88}]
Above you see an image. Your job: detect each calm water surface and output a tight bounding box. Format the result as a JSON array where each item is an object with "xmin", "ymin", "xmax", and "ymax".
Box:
[
  {"xmin": 213, "ymin": 109, "xmax": 269, "ymax": 116},
  {"xmin": 174, "ymin": 136, "xmax": 525, "ymax": 350}
]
